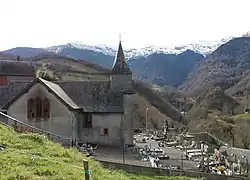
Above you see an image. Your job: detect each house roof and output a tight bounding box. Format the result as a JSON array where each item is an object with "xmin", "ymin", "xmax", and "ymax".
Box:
[
  {"xmin": 57, "ymin": 81, "xmax": 123, "ymax": 112},
  {"xmin": 0, "ymin": 60, "xmax": 36, "ymax": 76},
  {"xmin": 39, "ymin": 79, "xmax": 80, "ymax": 110},
  {"xmin": 3, "ymin": 78, "xmax": 124, "ymax": 113},
  {"xmin": 0, "ymin": 81, "xmax": 31, "ymax": 108}
]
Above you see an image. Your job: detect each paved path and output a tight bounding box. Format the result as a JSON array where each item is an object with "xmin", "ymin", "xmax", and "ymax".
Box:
[{"xmin": 93, "ymin": 146, "xmax": 151, "ymax": 167}]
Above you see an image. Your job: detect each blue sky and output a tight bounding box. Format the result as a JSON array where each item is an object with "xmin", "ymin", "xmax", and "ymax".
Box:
[{"xmin": 0, "ymin": 0, "xmax": 250, "ymax": 50}]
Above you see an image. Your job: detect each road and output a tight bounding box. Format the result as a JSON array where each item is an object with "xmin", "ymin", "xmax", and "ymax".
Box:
[{"xmin": 93, "ymin": 146, "xmax": 151, "ymax": 167}]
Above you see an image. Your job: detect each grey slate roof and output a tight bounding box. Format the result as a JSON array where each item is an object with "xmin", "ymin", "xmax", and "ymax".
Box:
[
  {"xmin": 111, "ymin": 42, "xmax": 132, "ymax": 75},
  {"xmin": 3, "ymin": 78, "xmax": 124, "ymax": 113},
  {"xmin": 57, "ymin": 81, "xmax": 123, "ymax": 112},
  {"xmin": 0, "ymin": 60, "xmax": 36, "ymax": 76},
  {"xmin": 39, "ymin": 79, "xmax": 80, "ymax": 110},
  {"xmin": 0, "ymin": 81, "xmax": 31, "ymax": 108}
]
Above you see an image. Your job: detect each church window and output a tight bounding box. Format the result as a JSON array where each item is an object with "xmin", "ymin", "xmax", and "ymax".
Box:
[
  {"xmin": 83, "ymin": 113, "xmax": 92, "ymax": 128},
  {"xmin": 27, "ymin": 98, "xmax": 51, "ymax": 119},
  {"xmin": 43, "ymin": 98, "xmax": 50, "ymax": 119},
  {"xmin": 0, "ymin": 76, "xmax": 8, "ymax": 85},
  {"xmin": 35, "ymin": 97, "xmax": 42, "ymax": 118},
  {"xmin": 27, "ymin": 99, "xmax": 35, "ymax": 119}
]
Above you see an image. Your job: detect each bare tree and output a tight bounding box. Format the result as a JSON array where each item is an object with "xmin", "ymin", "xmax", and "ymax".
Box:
[{"xmin": 234, "ymin": 121, "xmax": 250, "ymax": 149}]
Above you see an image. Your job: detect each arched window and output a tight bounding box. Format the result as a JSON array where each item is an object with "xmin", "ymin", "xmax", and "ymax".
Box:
[
  {"xmin": 27, "ymin": 98, "xmax": 34, "ymax": 119},
  {"xmin": 43, "ymin": 98, "xmax": 50, "ymax": 119},
  {"xmin": 27, "ymin": 97, "xmax": 51, "ymax": 120},
  {"xmin": 36, "ymin": 97, "xmax": 42, "ymax": 118}
]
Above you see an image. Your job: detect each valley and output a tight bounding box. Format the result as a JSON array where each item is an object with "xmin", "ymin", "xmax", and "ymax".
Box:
[
  {"xmin": 2, "ymin": 33, "xmax": 250, "ymax": 173},
  {"xmin": 2, "ymin": 33, "xmax": 250, "ymax": 150}
]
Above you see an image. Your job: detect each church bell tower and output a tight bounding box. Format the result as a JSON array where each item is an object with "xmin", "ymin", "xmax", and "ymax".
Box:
[{"xmin": 110, "ymin": 40, "xmax": 133, "ymax": 93}]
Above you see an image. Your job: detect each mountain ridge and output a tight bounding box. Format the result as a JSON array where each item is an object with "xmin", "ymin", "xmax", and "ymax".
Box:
[
  {"xmin": 1, "ymin": 34, "xmax": 239, "ymax": 60},
  {"xmin": 1, "ymin": 32, "xmax": 249, "ymax": 88},
  {"xmin": 46, "ymin": 37, "xmax": 233, "ymax": 59},
  {"xmin": 179, "ymin": 36, "xmax": 250, "ymax": 96}
]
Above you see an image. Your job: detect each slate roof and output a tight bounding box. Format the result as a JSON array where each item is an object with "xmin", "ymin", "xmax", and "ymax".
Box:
[
  {"xmin": 3, "ymin": 78, "xmax": 124, "ymax": 113},
  {"xmin": 0, "ymin": 81, "xmax": 31, "ymax": 108},
  {"xmin": 0, "ymin": 60, "xmax": 36, "ymax": 76},
  {"xmin": 39, "ymin": 79, "xmax": 80, "ymax": 110},
  {"xmin": 112, "ymin": 41, "xmax": 132, "ymax": 75},
  {"xmin": 58, "ymin": 81, "xmax": 123, "ymax": 112}
]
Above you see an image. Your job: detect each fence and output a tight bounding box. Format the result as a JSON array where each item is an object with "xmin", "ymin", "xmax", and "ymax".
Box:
[
  {"xmin": 0, "ymin": 112, "xmax": 72, "ymax": 146},
  {"xmin": 189, "ymin": 131, "xmax": 228, "ymax": 147},
  {"xmin": 98, "ymin": 160, "xmax": 248, "ymax": 180}
]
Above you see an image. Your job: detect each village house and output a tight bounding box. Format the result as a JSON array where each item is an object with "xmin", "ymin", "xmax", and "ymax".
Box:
[
  {"xmin": 0, "ymin": 60, "xmax": 36, "ymax": 108},
  {"xmin": 0, "ymin": 41, "xmax": 135, "ymax": 147}
]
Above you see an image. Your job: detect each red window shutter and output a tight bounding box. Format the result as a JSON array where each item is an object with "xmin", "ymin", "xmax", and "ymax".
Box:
[
  {"xmin": 43, "ymin": 99, "xmax": 50, "ymax": 119},
  {"xmin": 42, "ymin": 100, "xmax": 44, "ymax": 117},
  {"xmin": 35, "ymin": 98, "xmax": 42, "ymax": 118},
  {"xmin": 34, "ymin": 98, "xmax": 36, "ymax": 118},
  {"xmin": 104, "ymin": 128, "xmax": 108, "ymax": 136},
  {"xmin": 48, "ymin": 100, "xmax": 50, "ymax": 118},
  {"xmin": 0, "ymin": 76, "xmax": 7, "ymax": 85},
  {"xmin": 27, "ymin": 99, "xmax": 30, "ymax": 118}
]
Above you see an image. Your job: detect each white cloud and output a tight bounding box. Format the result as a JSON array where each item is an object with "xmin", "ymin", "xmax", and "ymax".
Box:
[{"xmin": 0, "ymin": 0, "xmax": 250, "ymax": 50}]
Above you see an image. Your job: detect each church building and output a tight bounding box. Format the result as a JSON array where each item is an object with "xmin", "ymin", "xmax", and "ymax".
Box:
[{"xmin": 0, "ymin": 41, "xmax": 135, "ymax": 147}]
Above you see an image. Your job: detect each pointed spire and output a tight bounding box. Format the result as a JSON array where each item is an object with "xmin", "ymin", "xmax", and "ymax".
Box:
[{"xmin": 111, "ymin": 39, "xmax": 132, "ymax": 74}]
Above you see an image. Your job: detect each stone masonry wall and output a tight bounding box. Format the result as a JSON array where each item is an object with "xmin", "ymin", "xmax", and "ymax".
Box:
[{"xmin": 98, "ymin": 160, "xmax": 248, "ymax": 180}]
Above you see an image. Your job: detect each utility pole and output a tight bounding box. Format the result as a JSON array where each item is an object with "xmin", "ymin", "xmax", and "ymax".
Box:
[
  {"xmin": 181, "ymin": 155, "xmax": 184, "ymax": 170},
  {"xmin": 122, "ymin": 143, "xmax": 125, "ymax": 164},
  {"xmin": 145, "ymin": 108, "xmax": 148, "ymax": 132},
  {"xmin": 247, "ymin": 87, "xmax": 249, "ymax": 108},
  {"xmin": 145, "ymin": 107, "xmax": 149, "ymax": 138},
  {"xmin": 245, "ymin": 86, "xmax": 249, "ymax": 111},
  {"xmin": 229, "ymin": 125, "xmax": 234, "ymax": 147},
  {"xmin": 120, "ymin": 114, "xmax": 125, "ymax": 164},
  {"xmin": 246, "ymin": 158, "xmax": 249, "ymax": 176}
]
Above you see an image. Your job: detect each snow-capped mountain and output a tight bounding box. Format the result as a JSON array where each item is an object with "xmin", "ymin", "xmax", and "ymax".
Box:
[
  {"xmin": 1, "ymin": 32, "xmax": 249, "ymax": 88},
  {"xmin": 48, "ymin": 42, "xmax": 116, "ymax": 56},
  {"xmin": 46, "ymin": 36, "xmax": 235, "ymax": 60}
]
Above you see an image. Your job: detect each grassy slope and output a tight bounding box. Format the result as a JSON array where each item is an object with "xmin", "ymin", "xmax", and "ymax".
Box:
[
  {"xmin": 125, "ymin": 93, "xmax": 171, "ymax": 129},
  {"xmin": 187, "ymin": 107, "xmax": 250, "ymax": 149},
  {"xmin": 0, "ymin": 124, "xmax": 198, "ymax": 180},
  {"xmin": 133, "ymin": 80, "xmax": 187, "ymax": 126}
]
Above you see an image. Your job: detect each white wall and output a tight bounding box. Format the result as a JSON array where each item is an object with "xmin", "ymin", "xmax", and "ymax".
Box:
[
  {"xmin": 77, "ymin": 113, "xmax": 123, "ymax": 146},
  {"xmin": 8, "ymin": 82, "xmax": 74, "ymax": 139},
  {"xmin": 123, "ymin": 94, "xmax": 134, "ymax": 146}
]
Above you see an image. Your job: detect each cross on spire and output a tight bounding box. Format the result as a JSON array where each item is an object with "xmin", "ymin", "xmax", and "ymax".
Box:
[{"xmin": 119, "ymin": 33, "xmax": 121, "ymax": 43}]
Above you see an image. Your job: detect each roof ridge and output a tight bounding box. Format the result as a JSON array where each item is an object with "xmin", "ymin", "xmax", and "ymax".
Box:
[{"xmin": 55, "ymin": 80, "xmax": 110, "ymax": 83}]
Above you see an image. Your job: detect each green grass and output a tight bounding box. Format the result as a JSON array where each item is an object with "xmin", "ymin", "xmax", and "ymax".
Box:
[
  {"xmin": 232, "ymin": 113, "xmax": 250, "ymax": 119},
  {"xmin": 0, "ymin": 124, "xmax": 199, "ymax": 180}
]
